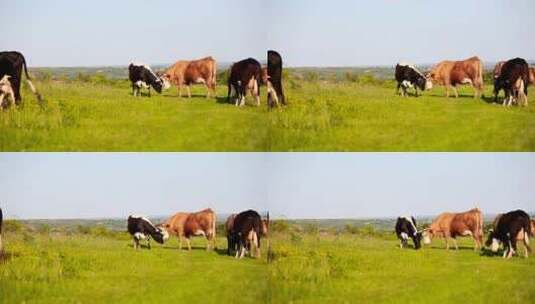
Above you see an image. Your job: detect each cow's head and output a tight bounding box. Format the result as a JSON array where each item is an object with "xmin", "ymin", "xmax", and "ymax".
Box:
[
  {"xmin": 261, "ymin": 219, "xmax": 269, "ymax": 237},
  {"xmin": 422, "ymin": 228, "xmax": 433, "ymax": 245},
  {"xmin": 153, "ymin": 224, "xmax": 170, "ymax": 244},
  {"xmin": 485, "ymin": 229, "xmax": 500, "ymax": 252},
  {"xmin": 415, "ymin": 75, "xmax": 432, "ymax": 91},
  {"xmin": 261, "ymin": 67, "xmax": 270, "ymax": 85},
  {"xmin": 413, "ymin": 232, "xmax": 423, "ymax": 249},
  {"xmin": 156, "ymin": 72, "xmax": 171, "ymax": 90},
  {"xmin": 0, "ymin": 75, "xmax": 11, "ymax": 85}
]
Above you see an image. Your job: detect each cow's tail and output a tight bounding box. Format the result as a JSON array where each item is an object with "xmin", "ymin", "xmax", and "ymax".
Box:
[
  {"xmin": 476, "ymin": 60, "xmax": 484, "ymax": 95},
  {"xmin": 21, "ymin": 56, "xmax": 43, "ymax": 103},
  {"xmin": 211, "ymin": 211, "xmax": 217, "ymax": 250},
  {"xmin": 211, "ymin": 60, "xmax": 217, "ymax": 92}
]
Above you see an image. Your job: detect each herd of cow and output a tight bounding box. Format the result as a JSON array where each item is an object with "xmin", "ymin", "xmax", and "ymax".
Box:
[
  {"xmin": 127, "ymin": 50, "xmax": 286, "ymax": 108},
  {"xmin": 2, "ymin": 50, "xmax": 534, "ymax": 110},
  {"xmin": 395, "ymin": 56, "xmax": 535, "ymax": 106},
  {"xmin": 396, "ymin": 208, "xmax": 535, "ymax": 259},
  {"xmin": 127, "ymin": 208, "xmax": 269, "ymax": 259},
  {"xmin": 0, "ymin": 205, "xmax": 533, "ymax": 260}
]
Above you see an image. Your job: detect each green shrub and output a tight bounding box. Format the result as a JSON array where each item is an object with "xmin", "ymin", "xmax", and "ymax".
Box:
[{"xmin": 3, "ymin": 220, "xmax": 24, "ymax": 232}]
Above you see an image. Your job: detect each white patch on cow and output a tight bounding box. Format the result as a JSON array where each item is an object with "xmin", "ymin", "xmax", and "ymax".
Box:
[
  {"xmin": 161, "ymin": 78, "xmax": 171, "ymax": 90},
  {"xmin": 195, "ymin": 78, "xmax": 206, "ymax": 84},
  {"xmin": 423, "ymin": 233, "xmax": 431, "ymax": 245},
  {"xmin": 134, "ymin": 232, "xmax": 147, "ymax": 240},
  {"xmin": 159, "ymin": 228, "xmax": 169, "ymax": 241},
  {"xmin": 135, "ymin": 81, "xmax": 149, "ymax": 89},
  {"xmin": 491, "ymin": 238, "xmax": 500, "ymax": 252},
  {"xmin": 401, "ymin": 80, "xmax": 413, "ymax": 89},
  {"xmin": 461, "ymin": 78, "xmax": 473, "ymax": 84},
  {"xmin": 400, "ymin": 216, "xmax": 418, "ymax": 236},
  {"xmin": 425, "ymin": 80, "xmax": 433, "ymax": 90},
  {"xmin": 462, "ymin": 230, "xmax": 473, "ymax": 236},
  {"xmin": 400, "ymin": 232, "xmax": 409, "ymax": 240},
  {"xmin": 194, "ymin": 230, "xmax": 206, "ymax": 236}
]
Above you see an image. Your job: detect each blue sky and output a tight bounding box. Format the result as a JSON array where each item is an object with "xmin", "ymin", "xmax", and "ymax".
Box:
[
  {"xmin": 1, "ymin": 153, "xmax": 533, "ymax": 219},
  {"xmin": 2, "ymin": 1, "xmax": 534, "ymax": 67}
]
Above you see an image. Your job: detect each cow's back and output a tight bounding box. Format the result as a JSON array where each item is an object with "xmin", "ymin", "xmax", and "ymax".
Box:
[
  {"xmin": 185, "ymin": 208, "xmax": 215, "ymax": 234},
  {"xmin": 450, "ymin": 209, "xmax": 481, "ymax": 235},
  {"xmin": 164, "ymin": 212, "xmax": 190, "ymax": 235},
  {"xmin": 185, "ymin": 57, "xmax": 216, "ymax": 81}
]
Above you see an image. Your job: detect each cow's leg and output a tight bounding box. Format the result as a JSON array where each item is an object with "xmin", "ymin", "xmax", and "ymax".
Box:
[
  {"xmin": 148, "ymin": 87, "xmax": 151, "ymax": 97},
  {"xmin": 134, "ymin": 238, "xmax": 139, "ymax": 250},
  {"xmin": 187, "ymin": 85, "xmax": 191, "ymax": 98},
  {"xmin": 147, "ymin": 237, "xmax": 151, "ymax": 249},
  {"xmin": 178, "ymin": 85, "xmax": 182, "ymax": 97},
  {"xmin": 452, "ymin": 238, "xmax": 459, "ymax": 250},
  {"xmin": 415, "ymin": 87, "xmax": 419, "ymax": 97},
  {"xmin": 396, "ymin": 83, "xmax": 401, "ymax": 96},
  {"xmin": 452, "ymin": 86, "xmax": 459, "ymax": 98},
  {"xmin": 0, "ymin": 94, "xmax": 5, "ymax": 109},
  {"xmin": 186, "ymin": 238, "xmax": 192, "ymax": 251}
]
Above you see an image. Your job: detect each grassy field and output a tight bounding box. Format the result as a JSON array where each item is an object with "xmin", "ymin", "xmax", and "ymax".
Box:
[
  {"xmin": 269, "ymin": 232, "xmax": 535, "ymax": 303},
  {"xmin": 0, "ymin": 230, "xmax": 269, "ymax": 303},
  {"xmin": 2, "ymin": 220, "xmax": 534, "ymax": 303},
  {"xmin": 1, "ymin": 74, "xmax": 535, "ymax": 151}
]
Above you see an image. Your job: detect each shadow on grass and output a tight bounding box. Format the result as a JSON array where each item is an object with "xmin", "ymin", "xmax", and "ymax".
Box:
[
  {"xmin": 424, "ymin": 245, "xmax": 479, "ymax": 251},
  {"xmin": 0, "ymin": 251, "xmax": 20, "ymax": 264}
]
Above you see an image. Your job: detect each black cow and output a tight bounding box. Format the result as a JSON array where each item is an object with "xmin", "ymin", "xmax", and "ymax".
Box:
[
  {"xmin": 0, "ymin": 51, "xmax": 42, "ymax": 105},
  {"xmin": 228, "ymin": 58, "xmax": 261, "ymax": 107},
  {"xmin": 395, "ymin": 216, "xmax": 422, "ymax": 249},
  {"xmin": 494, "ymin": 58, "xmax": 530, "ymax": 106},
  {"xmin": 231, "ymin": 209, "xmax": 262, "ymax": 259},
  {"xmin": 0, "ymin": 207, "xmax": 3, "ymax": 253},
  {"xmin": 128, "ymin": 63, "xmax": 167, "ymax": 97},
  {"xmin": 127, "ymin": 215, "xmax": 169, "ymax": 249},
  {"xmin": 395, "ymin": 63, "xmax": 431, "ymax": 97},
  {"xmin": 486, "ymin": 210, "xmax": 531, "ymax": 258},
  {"xmin": 267, "ymin": 50, "xmax": 285, "ymax": 107}
]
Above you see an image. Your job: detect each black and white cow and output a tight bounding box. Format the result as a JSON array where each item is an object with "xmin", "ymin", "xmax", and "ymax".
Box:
[
  {"xmin": 127, "ymin": 215, "xmax": 169, "ymax": 250},
  {"xmin": 128, "ymin": 63, "xmax": 169, "ymax": 97},
  {"xmin": 395, "ymin": 216, "xmax": 422, "ymax": 249},
  {"xmin": 486, "ymin": 210, "xmax": 531, "ymax": 258},
  {"xmin": 267, "ymin": 50, "xmax": 285, "ymax": 108},
  {"xmin": 0, "ymin": 51, "xmax": 42, "ymax": 106},
  {"xmin": 395, "ymin": 63, "xmax": 432, "ymax": 97},
  {"xmin": 0, "ymin": 207, "xmax": 3, "ymax": 253},
  {"xmin": 231, "ymin": 209, "xmax": 262, "ymax": 259},
  {"xmin": 493, "ymin": 57, "xmax": 530, "ymax": 107},
  {"xmin": 228, "ymin": 58, "xmax": 261, "ymax": 107}
]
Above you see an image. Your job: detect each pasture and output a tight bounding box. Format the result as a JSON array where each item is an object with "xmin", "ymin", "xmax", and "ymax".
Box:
[
  {"xmin": 0, "ymin": 224, "xmax": 269, "ymax": 303},
  {"xmin": 269, "ymin": 229, "xmax": 535, "ymax": 303},
  {"xmin": 1, "ymin": 69, "xmax": 535, "ymax": 151}
]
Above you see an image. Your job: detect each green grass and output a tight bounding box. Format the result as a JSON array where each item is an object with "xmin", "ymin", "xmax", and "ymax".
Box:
[
  {"xmin": 1, "ymin": 79, "xmax": 535, "ymax": 151},
  {"xmin": 0, "ymin": 232, "xmax": 268, "ymax": 303},
  {"xmin": 269, "ymin": 232, "xmax": 535, "ymax": 303}
]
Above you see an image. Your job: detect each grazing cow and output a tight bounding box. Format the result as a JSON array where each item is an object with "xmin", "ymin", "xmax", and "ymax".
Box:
[
  {"xmin": 0, "ymin": 75, "xmax": 16, "ymax": 108},
  {"xmin": 159, "ymin": 208, "xmax": 216, "ymax": 251},
  {"xmin": 127, "ymin": 215, "xmax": 169, "ymax": 250},
  {"xmin": 226, "ymin": 212, "xmax": 269, "ymax": 256},
  {"xmin": 0, "ymin": 207, "xmax": 3, "ymax": 253},
  {"xmin": 423, "ymin": 208, "xmax": 483, "ymax": 250},
  {"xmin": 128, "ymin": 62, "xmax": 169, "ymax": 97},
  {"xmin": 394, "ymin": 63, "xmax": 432, "ymax": 97},
  {"xmin": 395, "ymin": 216, "xmax": 422, "ymax": 249},
  {"xmin": 267, "ymin": 50, "xmax": 285, "ymax": 107},
  {"xmin": 160, "ymin": 57, "xmax": 217, "ymax": 98},
  {"xmin": 493, "ymin": 58, "xmax": 529, "ymax": 106},
  {"xmin": 231, "ymin": 209, "xmax": 263, "ymax": 259},
  {"xmin": 486, "ymin": 210, "xmax": 531, "ymax": 258},
  {"xmin": 0, "ymin": 51, "xmax": 42, "ymax": 105},
  {"xmin": 493, "ymin": 61, "xmax": 506, "ymax": 79},
  {"xmin": 228, "ymin": 58, "xmax": 261, "ymax": 107},
  {"xmin": 427, "ymin": 56, "xmax": 484, "ymax": 98}
]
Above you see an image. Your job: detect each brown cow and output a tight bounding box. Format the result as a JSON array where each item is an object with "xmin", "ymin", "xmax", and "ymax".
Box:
[
  {"xmin": 161, "ymin": 57, "xmax": 217, "ymax": 98},
  {"xmin": 160, "ymin": 208, "xmax": 216, "ymax": 251},
  {"xmin": 530, "ymin": 67, "xmax": 535, "ymax": 86},
  {"xmin": 428, "ymin": 56, "xmax": 484, "ymax": 98},
  {"xmin": 423, "ymin": 208, "xmax": 483, "ymax": 250}
]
